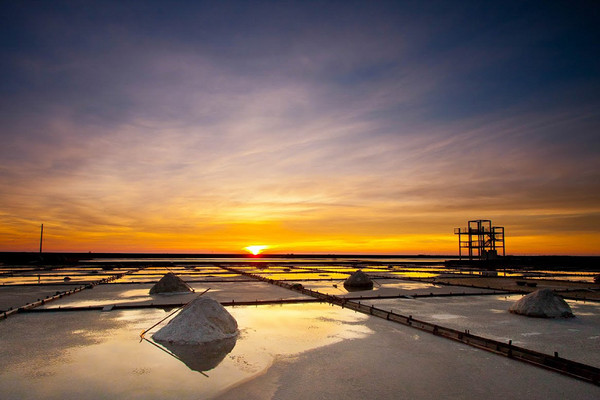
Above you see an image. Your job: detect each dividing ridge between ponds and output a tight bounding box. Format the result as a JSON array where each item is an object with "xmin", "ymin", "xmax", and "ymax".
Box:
[{"xmin": 221, "ymin": 265, "xmax": 600, "ymax": 386}]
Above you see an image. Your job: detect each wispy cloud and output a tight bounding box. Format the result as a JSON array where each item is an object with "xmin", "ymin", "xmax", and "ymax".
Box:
[{"xmin": 1, "ymin": 1, "xmax": 598, "ymax": 254}]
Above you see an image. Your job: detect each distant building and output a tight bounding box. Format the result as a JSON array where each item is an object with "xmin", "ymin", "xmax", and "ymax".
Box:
[{"xmin": 454, "ymin": 220, "xmax": 505, "ymax": 260}]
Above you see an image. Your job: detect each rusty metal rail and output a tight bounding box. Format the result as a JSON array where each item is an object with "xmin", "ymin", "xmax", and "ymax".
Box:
[{"xmin": 221, "ymin": 266, "xmax": 600, "ymax": 386}]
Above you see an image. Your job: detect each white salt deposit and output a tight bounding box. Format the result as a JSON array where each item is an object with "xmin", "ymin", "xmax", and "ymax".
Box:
[
  {"xmin": 344, "ymin": 269, "xmax": 373, "ymax": 289},
  {"xmin": 152, "ymin": 296, "xmax": 238, "ymax": 344},
  {"xmin": 509, "ymin": 289, "xmax": 574, "ymax": 318},
  {"xmin": 149, "ymin": 272, "xmax": 193, "ymax": 295}
]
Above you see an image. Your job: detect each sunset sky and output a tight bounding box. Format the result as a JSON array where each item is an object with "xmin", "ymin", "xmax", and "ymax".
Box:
[{"xmin": 1, "ymin": 1, "xmax": 599, "ymax": 255}]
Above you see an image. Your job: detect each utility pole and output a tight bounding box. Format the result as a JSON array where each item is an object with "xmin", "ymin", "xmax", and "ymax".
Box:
[{"xmin": 39, "ymin": 224, "xmax": 44, "ymax": 253}]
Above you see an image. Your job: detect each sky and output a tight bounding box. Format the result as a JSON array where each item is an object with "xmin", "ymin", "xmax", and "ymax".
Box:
[{"xmin": 1, "ymin": 0, "xmax": 599, "ymax": 255}]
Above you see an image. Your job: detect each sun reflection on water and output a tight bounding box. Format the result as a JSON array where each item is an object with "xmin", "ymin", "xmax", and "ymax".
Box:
[{"xmin": 0, "ymin": 303, "xmax": 375, "ymax": 399}]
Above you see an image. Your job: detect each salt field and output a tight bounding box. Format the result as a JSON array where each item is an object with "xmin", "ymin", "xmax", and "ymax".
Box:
[
  {"xmin": 3, "ymin": 1, "xmax": 600, "ymax": 398},
  {"xmin": 363, "ymin": 295, "xmax": 600, "ymax": 367},
  {"xmin": 1, "ymin": 259, "xmax": 599, "ymax": 399},
  {"xmin": 0, "ymin": 304, "xmax": 373, "ymax": 399}
]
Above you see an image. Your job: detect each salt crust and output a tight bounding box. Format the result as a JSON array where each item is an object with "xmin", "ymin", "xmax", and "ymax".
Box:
[
  {"xmin": 152, "ymin": 296, "xmax": 238, "ymax": 344},
  {"xmin": 509, "ymin": 288, "xmax": 574, "ymax": 318}
]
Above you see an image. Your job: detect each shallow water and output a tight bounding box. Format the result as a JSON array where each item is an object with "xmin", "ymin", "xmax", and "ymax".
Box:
[
  {"xmin": 298, "ymin": 279, "xmax": 442, "ymax": 296},
  {"xmin": 38, "ymin": 281, "xmax": 310, "ymax": 309},
  {"xmin": 364, "ymin": 295, "xmax": 600, "ymax": 367},
  {"xmin": 1, "ymin": 261, "xmax": 599, "ymax": 400},
  {"xmin": 85, "ymin": 256, "xmax": 455, "ymax": 264},
  {"xmin": 0, "ymin": 303, "xmax": 372, "ymax": 400}
]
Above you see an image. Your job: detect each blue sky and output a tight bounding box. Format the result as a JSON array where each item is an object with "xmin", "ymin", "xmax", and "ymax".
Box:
[{"xmin": 1, "ymin": 1, "xmax": 599, "ymax": 254}]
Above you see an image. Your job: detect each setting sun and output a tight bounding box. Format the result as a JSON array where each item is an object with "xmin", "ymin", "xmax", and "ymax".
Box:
[{"xmin": 244, "ymin": 245, "xmax": 268, "ymax": 255}]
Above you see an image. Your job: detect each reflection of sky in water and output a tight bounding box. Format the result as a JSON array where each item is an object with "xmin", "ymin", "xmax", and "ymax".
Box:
[
  {"xmin": 119, "ymin": 288, "xmax": 158, "ymax": 298},
  {"xmin": 364, "ymin": 295, "xmax": 600, "ymax": 367},
  {"xmin": 299, "ymin": 279, "xmax": 439, "ymax": 296},
  {"xmin": 0, "ymin": 267, "xmax": 125, "ymax": 285},
  {"xmin": 114, "ymin": 273, "xmax": 240, "ymax": 283},
  {"xmin": 2, "ymin": 264, "xmax": 597, "ymax": 286},
  {"xmin": 389, "ymin": 271, "xmax": 439, "ymax": 278},
  {"xmin": 254, "ymin": 272, "xmax": 350, "ymax": 280},
  {"xmin": 38, "ymin": 281, "xmax": 305, "ymax": 310},
  {"xmin": 42, "ymin": 288, "xmax": 205, "ymax": 308},
  {"xmin": 0, "ymin": 276, "xmax": 94, "ymax": 285},
  {"xmin": 119, "ymin": 288, "xmax": 220, "ymax": 299},
  {"xmin": 0, "ymin": 304, "xmax": 372, "ymax": 399},
  {"xmin": 227, "ymin": 304, "xmax": 372, "ymax": 356},
  {"xmin": 85, "ymin": 257, "xmax": 455, "ymax": 263}
]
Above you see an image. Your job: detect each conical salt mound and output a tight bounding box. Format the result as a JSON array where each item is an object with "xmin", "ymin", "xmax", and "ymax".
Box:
[
  {"xmin": 149, "ymin": 272, "xmax": 193, "ymax": 294},
  {"xmin": 509, "ymin": 288, "xmax": 574, "ymax": 318},
  {"xmin": 344, "ymin": 269, "xmax": 373, "ymax": 290},
  {"xmin": 152, "ymin": 296, "xmax": 238, "ymax": 344}
]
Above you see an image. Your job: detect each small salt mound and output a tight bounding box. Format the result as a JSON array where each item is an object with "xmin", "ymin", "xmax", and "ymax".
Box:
[
  {"xmin": 509, "ymin": 288, "xmax": 574, "ymax": 318},
  {"xmin": 149, "ymin": 272, "xmax": 193, "ymax": 294},
  {"xmin": 344, "ymin": 269, "xmax": 373, "ymax": 290},
  {"xmin": 152, "ymin": 296, "xmax": 238, "ymax": 344}
]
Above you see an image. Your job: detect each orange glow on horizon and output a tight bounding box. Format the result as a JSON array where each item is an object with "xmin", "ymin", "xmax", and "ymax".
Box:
[
  {"xmin": 244, "ymin": 245, "xmax": 268, "ymax": 255},
  {"xmin": 1, "ymin": 4, "xmax": 599, "ymax": 260},
  {"xmin": 1, "ymin": 220, "xmax": 599, "ymax": 256}
]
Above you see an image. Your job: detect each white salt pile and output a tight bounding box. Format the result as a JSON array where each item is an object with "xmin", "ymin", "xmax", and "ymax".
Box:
[
  {"xmin": 149, "ymin": 272, "xmax": 193, "ymax": 295},
  {"xmin": 344, "ymin": 269, "xmax": 373, "ymax": 290},
  {"xmin": 509, "ymin": 288, "xmax": 574, "ymax": 318},
  {"xmin": 152, "ymin": 296, "xmax": 238, "ymax": 344}
]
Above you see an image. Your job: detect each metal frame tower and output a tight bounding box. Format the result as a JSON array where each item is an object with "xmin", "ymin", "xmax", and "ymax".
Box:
[{"xmin": 454, "ymin": 219, "xmax": 505, "ymax": 260}]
